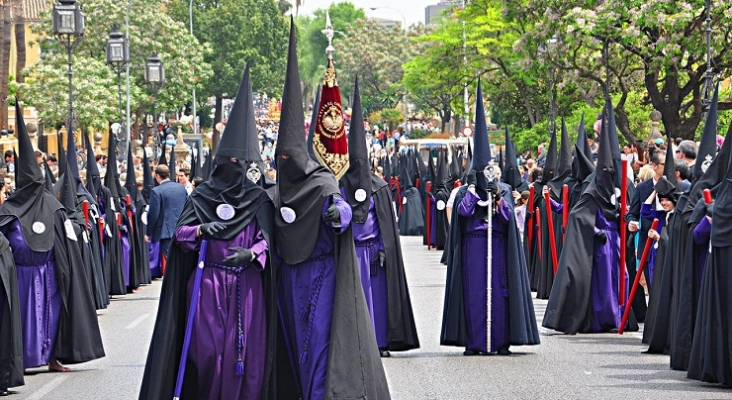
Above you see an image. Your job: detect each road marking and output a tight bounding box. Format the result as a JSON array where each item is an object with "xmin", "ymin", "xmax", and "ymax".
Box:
[
  {"xmin": 125, "ymin": 313, "xmax": 150, "ymax": 330},
  {"xmin": 26, "ymin": 376, "xmax": 68, "ymax": 400}
]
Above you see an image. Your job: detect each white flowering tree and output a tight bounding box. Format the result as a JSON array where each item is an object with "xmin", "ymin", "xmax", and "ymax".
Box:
[{"xmin": 20, "ymin": 0, "xmax": 213, "ymax": 135}]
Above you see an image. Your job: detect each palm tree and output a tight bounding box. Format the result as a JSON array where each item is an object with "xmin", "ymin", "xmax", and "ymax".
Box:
[{"xmin": 13, "ymin": 0, "xmax": 24, "ymax": 84}]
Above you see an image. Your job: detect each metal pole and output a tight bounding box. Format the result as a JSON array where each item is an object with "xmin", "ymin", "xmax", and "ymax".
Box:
[
  {"xmin": 548, "ymin": 64, "xmax": 555, "ymax": 135},
  {"xmin": 189, "ymin": 0, "xmax": 197, "ymax": 135},
  {"xmin": 67, "ymin": 44, "xmax": 73, "ymax": 139},
  {"xmin": 701, "ymin": 0, "xmax": 713, "ymax": 113},
  {"xmin": 371, "ymin": 7, "xmax": 409, "ymax": 132},
  {"xmin": 125, "ymin": 0, "xmax": 132, "ymax": 158},
  {"xmin": 462, "ymin": 0, "xmax": 469, "ymax": 131}
]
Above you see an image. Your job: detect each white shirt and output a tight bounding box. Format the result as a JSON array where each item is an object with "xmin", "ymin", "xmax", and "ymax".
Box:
[{"xmin": 446, "ymin": 186, "xmax": 461, "ymax": 209}]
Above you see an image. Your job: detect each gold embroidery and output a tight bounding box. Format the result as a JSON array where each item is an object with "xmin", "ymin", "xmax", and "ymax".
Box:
[
  {"xmin": 323, "ymin": 63, "xmax": 338, "ymax": 88},
  {"xmin": 318, "ymin": 102, "xmax": 345, "ymax": 139},
  {"xmin": 313, "ymin": 134, "xmax": 350, "ymax": 180}
]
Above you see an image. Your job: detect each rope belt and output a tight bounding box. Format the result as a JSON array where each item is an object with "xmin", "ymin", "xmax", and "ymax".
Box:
[
  {"xmin": 294, "ymin": 252, "xmax": 334, "ymax": 365},
  {"xmin": 356, "ymin": 238, "xmax": 381, "ymax": 275}
]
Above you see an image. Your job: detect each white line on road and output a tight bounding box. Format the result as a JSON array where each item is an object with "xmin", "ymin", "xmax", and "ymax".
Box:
[
  {"xmin": 25, "ymin": 376, "xmax": 68, "ymax": 400},
  {"xmin": 125, "ymin": 313, "xmax": 150, "ymax": 330}
]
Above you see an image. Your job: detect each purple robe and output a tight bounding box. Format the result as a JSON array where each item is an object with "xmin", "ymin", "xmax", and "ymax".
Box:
[
  {"xmin": 457, "ymin": 190, "xmax": 511, "ymax": 353},
  {"xmin": 590, "ymin": 210, "xmax": 628, "ymax": 332},
  {"xmin": 149, "ymin": 241, "xmax": 161, "ymax": 278},
  {"xmin": 1, "ymin": 219, "xmax": 61, "ymax": 368},
  {"xmin": 278, "ymin": 196, "xmax": 352, "ymax": 399},
  {"xmin": 175, "ymin": 220, "xmax": 268, "ymax": 400},
  {"xmin": 693, "ymin": 217, "xmax": 711, "ymax": 283},
  {"xmin": 350, "ymin": 195, "xmax": 388, "ymax": 349},
  {"xmin": 121, "ymin": 234, "xmax": 131, "ymax": 287}
]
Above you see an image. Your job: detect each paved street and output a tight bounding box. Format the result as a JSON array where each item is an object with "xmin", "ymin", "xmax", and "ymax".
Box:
[{"xmin": 9, "ymin": 236, "xmax": 732, "ymax": 399}]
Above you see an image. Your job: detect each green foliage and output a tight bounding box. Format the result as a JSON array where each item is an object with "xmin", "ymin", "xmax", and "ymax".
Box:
[
  {"xmin": 170, "ymin": 0, "xmax": 288, "ymax": 98},
  {"xmin": 23, "ymin": 0, "xmax": 212, "ymax": 131}
]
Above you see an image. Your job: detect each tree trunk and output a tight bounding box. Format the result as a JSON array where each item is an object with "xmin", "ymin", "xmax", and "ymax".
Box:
[
  {"xmin": 613, "ymin": 105, "xmax": 638, "ymax": 145},
  {"xmin": 213, "ymin": 95, "xmax": 223, "ymax": 155},
  {"xmin": 12, "ymin": 0, "xmax": 22, "ymax": 83},
  {"xmin": 441, "ymin": 105, "xmax": 451, "ymax": 134},
  {"xmin": 0, "ymin": 4, "xmax": 9, "ymax": 128},
  {"xmin": 516, "ymin": 82, "xmax": 537, "ymax": 127}
]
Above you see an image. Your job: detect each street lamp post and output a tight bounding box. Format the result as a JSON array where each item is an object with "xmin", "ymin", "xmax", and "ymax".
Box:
[
  {"xmin": 189, "ymin": 0, "xmax": 197, "ymax": 135},
  {"xmin": 701, "ymin": 0, "xmax": 715, "ymax": 113},
  {"xmin": 106, "ymin": 24, "xmax": 129, "ymax": 150},
  {"xmin": 145, "ymin": 52, "xmax": 165, "ymax": 159},
  {"xmin": 538, "ymin": 34, "xmax": 559, "ymax": 136},
  {"xmin": 52, "ymin": 0, "xmax": 85, "ymax": 151},
  {"xmin": 370, "ymin": 6, "xmax": 409, "ymax": 132}
]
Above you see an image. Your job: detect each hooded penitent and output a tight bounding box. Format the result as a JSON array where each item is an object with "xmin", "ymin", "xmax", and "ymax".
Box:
[
  {"xmin": 307, "ymin": 86, "xmax": 322, "ymax": 162},
  {"xmin": 693, "ymin": 83, "xmax": 719, "ymax": 180},
  {"xmin": 311, "ymin": 13, "xmax": 349, "ymax": 179},
  {"xmin": 542, "ymin": 107, "xmax": 636, "ymax": 334},
  {"xmin": 471, "ymin": 78, "xmax": 495, "ymax": 204},
  {"xmin": 274, "ymin": 21, "xmax": 341, "ymax": 266},
  {"xmin": 141, "ymin": 147, "xmax": 153, "ymax": 203},
  {"xmin": 540, "ymin": 128, "xmax": 558, "ymax": 186},
  {"xmin": 340, "ymin": 77, "xmax": 371, "ymax": 224},
  {"xmin": 548, "ymin": 117, "xmax": 572, "ymax": 197},
  {"xmin": 219, "ymin": 61, "xmax": 274, "ymax": 193},
  {"xmin": 84, "ymin": 132, "xmax": 101, "ymax": 198}
]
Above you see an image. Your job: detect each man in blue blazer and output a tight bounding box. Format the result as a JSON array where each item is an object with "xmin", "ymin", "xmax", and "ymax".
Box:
[{"xmin": 146, "ymin": 164, "xmax": 188, "ymax": 272}]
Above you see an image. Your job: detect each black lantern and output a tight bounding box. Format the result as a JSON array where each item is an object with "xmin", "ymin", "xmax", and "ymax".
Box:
[
  {"xmin": 52, "ymin": 0, "xmax": 85, "ymax": 38},
  {"xmin": 106, "ymin": 24, "xmax": 128, "ymax": 65},
  {"xmin": 145, "ymin": 52, "xmax": 165, "ymax": 86}
]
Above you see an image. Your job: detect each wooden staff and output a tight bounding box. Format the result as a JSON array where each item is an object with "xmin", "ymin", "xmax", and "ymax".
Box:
[{"xmin": 618, "ymin": 218, "xmax": 659, "ymax": 334}]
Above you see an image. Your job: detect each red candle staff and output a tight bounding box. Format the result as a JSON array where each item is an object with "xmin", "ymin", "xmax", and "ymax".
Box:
[
  {"xmin": 82, "ymin": 200, "xmax": 89, "ymax": 228},
  {"xmin": 535, "ymin": 207, "xmax": 542, "ymax": 262},
  {"xmin": 618, "ymin": 218, "xmax": 659, "ymax": 334},
  {"xmin": 527, "ymin": 186, "xmax": 535, "ymax": 253},
  {"xmin": 125, "ymin": 194, "xmax": 134, "ymax": 235}
]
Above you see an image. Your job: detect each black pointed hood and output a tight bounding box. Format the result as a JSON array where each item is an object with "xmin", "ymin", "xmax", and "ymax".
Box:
[
  {"xmin": 603, "ymin": 97, "xmax": 622, "ymax": 188},
  {"xmin": 275, "ymin": 18, "xmax": 340, "ymax": 265},
  {"xmin": 217, "ymin": 62, "xmax": 271, "ymax": 189},
  {"xmin": 168, "ymin": 144, "xmax": 177, "ymax": 176},
  {"xmin": 427, "ymin": 147, "xmax": 436, "ymax": 184},
  {"xmin": 202, "ymin": 148, "xmax": 212, "ymax": 180},
  {"xmin": 125, "ymin": 142, "xmax": 139, "ymax": 202},
  {"xmin": 472, "ymin": 79, "xmax": 492, "ymax": 171},
  {"xmin": 0, "ymin": 101, "xmax": 63, "ymax": 252},
  {"xmin": 687, "ymin": 123, "xmax": 732, "ymax": 212},
  {"xmin": 307, "ymin": 86, "xmax": 321, "ymax": 162},
  {"xmin": 694, "ymin": 83, "xmax": 719, "ymax": 179},
  {"xmin": 66, "ymin": 123, "xmax": 81, "ymax": 184},
  {"xmin": 498, "ymin": 148, "xmax": 504, "ymax": 175},
  {"xmin": 548, "ymin": 117, "xmax": 571, "ymax": 195},
  {"xmin": 190, "ymin": 149, "xmax": 200, "ymax": 180},
  {"xmin": 340, "ymin": 77, "xmax": 371, "ymax": 224},
  {"xmin": 158, "ymin": 140, "xmax": 167, "ymax": 165},
  {"xmin": 576, "ymin": 114, "xmax": 592, "ymax": 161},
  {"xmin": 663, "ymin": 134, "xmax": 679, "ymax": 188},
  {"xmin": 59, "ymin": 167, "xmax": 82, "ymax": 224},
  {"xmin": 503, "ymin": 127, "xmax": 522, "ymax": 190},
  {"xmin": 435, "ymin": 149, "xmax": 449, "ymax": 190},
  {"xmin": 585, "ymin": 111, "xmax": 616, "ymax": 220},
  {"xmin": 57, "ymin": 133, "xmax": 67, "ymax": 178},
  {"xmin": 141, "ymin": 146, "xmax": 153, "ymax": 203},
  {"xmin": 449, "ymin": 147, "xmax": 461, "ymax": 181},
  {"xmin": 711, "ymin": 131, "xmax": 732, "ymax": 246},
  {"xmin": 43, "ymin": 160, "xmax": 56, "ymax": 192},
  {"xmin": 84, "ymin": 130, "xmax": 101, "ymax": 197},
  {"xmin": 104, "ymin": 129, "xmax": 120, "ymax": 198},
  {"xmin": 540, "ymin": 129, "xmax": 558, "ymax": 184}
]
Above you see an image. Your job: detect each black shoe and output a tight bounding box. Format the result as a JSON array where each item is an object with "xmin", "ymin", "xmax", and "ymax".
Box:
[
  {"xmin": 497, "ymin": 345, "xmax": 512, "ymax": 356},
  {"xmin": 0, "ymin": 389, "xmax": 8, "ymax": 397},
  {"xmin": 379, "ymin": 350, "xmax": 391, "ymax": 358},
  {"xmin": 463, "ymin": 350, "xmax": 478, "ymax": 356}
]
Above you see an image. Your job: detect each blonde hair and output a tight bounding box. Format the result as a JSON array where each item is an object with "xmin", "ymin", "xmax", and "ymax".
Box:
[{"xmin": 637, "ymin": 164, "xmax": 654, "ymax": 182}]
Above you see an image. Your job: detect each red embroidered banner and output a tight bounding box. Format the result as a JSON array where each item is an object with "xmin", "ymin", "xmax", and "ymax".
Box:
[{"xmin": 313, "ymin": 58, "xmax": 349, "ymax": 179}]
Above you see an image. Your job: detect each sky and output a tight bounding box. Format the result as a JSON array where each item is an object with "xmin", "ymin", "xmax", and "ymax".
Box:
[{"xmin": 295, "ymin": 0, "xmax": 444, "ymax": 27}]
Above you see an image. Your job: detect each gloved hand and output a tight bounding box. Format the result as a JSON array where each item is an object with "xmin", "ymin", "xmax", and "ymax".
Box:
[
  {"xmin": 200, "ymin": 222, "xmax": 226, "ymax": 236},
  {"xmin": 705, "ymin": 201, "xmax": 714, "ymax": 218},
  {"xmin": 485, "ymin": 181, "xmax": 498, "ymax": 195},
  {"xmin": 466, "ymin": 171, "xmax": 477, "ymax": 186},
  {"xmin": 118, "ymin": 224, "xmax": 128, "ymax": 233},
  {"xmin": 222, "ymin": 247, "xmax": 254, "ymax": 266},
  {"xmin": 324, "ymin": 204, "xmax": 340, "ymax": 223},
  {"xmin": 595, "ymin": 230, "xmax": 608, "ymax": 244},
  {"xmin": 526, "ymin": 211, "xmax": 533, "ymax": 219}
]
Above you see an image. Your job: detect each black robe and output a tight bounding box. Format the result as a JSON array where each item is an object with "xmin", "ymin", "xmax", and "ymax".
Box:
[
  {"xmin": 642, "ymin": 208, "xmax": 675, "ymax": 351},
  {"xmin": 99, "ymin": 186, "xmax": 126, "ymax": 296},
  {"xmin": 0, "ymin": 232, "xmax": 23, "ymax": 391},
  {"xmin": 433, "ymin": 185, "xmax": 451, "ymax": 250},
  {"xmin": 139, "ymin": 197, "xmax": 279, "ymax": 400},
  {"xmin": 398, "ymin": 186, "xmax": 424, "ymax": 236},
  {"xmin": 372, "ymin": 175, "xmax": 420, "ymax": 351},
  {"xmin": 440, "ymin": 184, "xmax": 540, "ymax": 347}
]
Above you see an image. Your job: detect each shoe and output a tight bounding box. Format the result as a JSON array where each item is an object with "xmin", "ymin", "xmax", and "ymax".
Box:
[
  {"xmin": 497, "ymin": 345, "xmax": 512, "ymax": 356},
  {"xmin": 379, "ymin": 350, "xmax": 391, "ymax": 358},
  {"xmin": 463, "ymin": 350, "xmax": 478, "ymax": 356}
]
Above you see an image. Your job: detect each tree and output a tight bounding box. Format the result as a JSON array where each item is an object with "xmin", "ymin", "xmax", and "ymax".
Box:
[
  {"xmin": 0, "ymin": 2, "xmax": 10, "ymax": 128},
  {"xmin": 518, "ymin": 0, "xmax": 732, "ymax": 140},
  {"xmin": 12, "ymin": 0, "xmax": 23, "ymax": 84},
  {"xmin": 169, "ymin": 0, "xmax": 287, "ymax": 142},
  {"xmin": 335, "ymin": 19, "xmax": 411, "ymax": 112},
  {"xmin": 22, "ymin": 0, "xmax": 211, "ymax": 135}
]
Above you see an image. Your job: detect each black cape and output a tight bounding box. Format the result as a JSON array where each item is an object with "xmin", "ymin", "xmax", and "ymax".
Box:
[
  {"xmin": 139, "ymin": 195, "xmax": 278, "ymax": 400},
  {"xmin": 0, "ymin": 232, "xmax": 23, "ymax": 390},
  {"xmin": 371, "ymin": 175, "xmax": 420, "ymax": 351},
  {"xmin": 397, "ymin": 187, "xmax": 424, "ymax": 236},
  {"xmin": 441, "ymin": 184, "xmax": 540, "ymax": 347}
]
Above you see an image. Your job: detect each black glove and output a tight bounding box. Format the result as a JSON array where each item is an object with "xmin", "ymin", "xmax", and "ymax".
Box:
[
  {"xmin": 222, "ymin": 247, "xmax": 253, "ymax": 266},
  {"xmin": 595, "ymin": 231, "xmax": 608, "ymax": 244},
  {"xmin": 705, "ymin": 201, "xmax": 714, "ymax": 218},
  {"xmin": 466, "ymin": 171, "xmax": 477, "ymax": 186},
  {"xmin": 324, "ymin": 204, "xmax": 340, "ymax": 223},
  {"xmin": 200, "ymin": 222, "xmax": 226, "ymax": 236},
  {"xmin": 526, "ymin": 211, "xmax": 534, "ymax": 219},
  {"xmin": 485, "ymin": 181, "xmax": 498, "ymax": 195}
]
